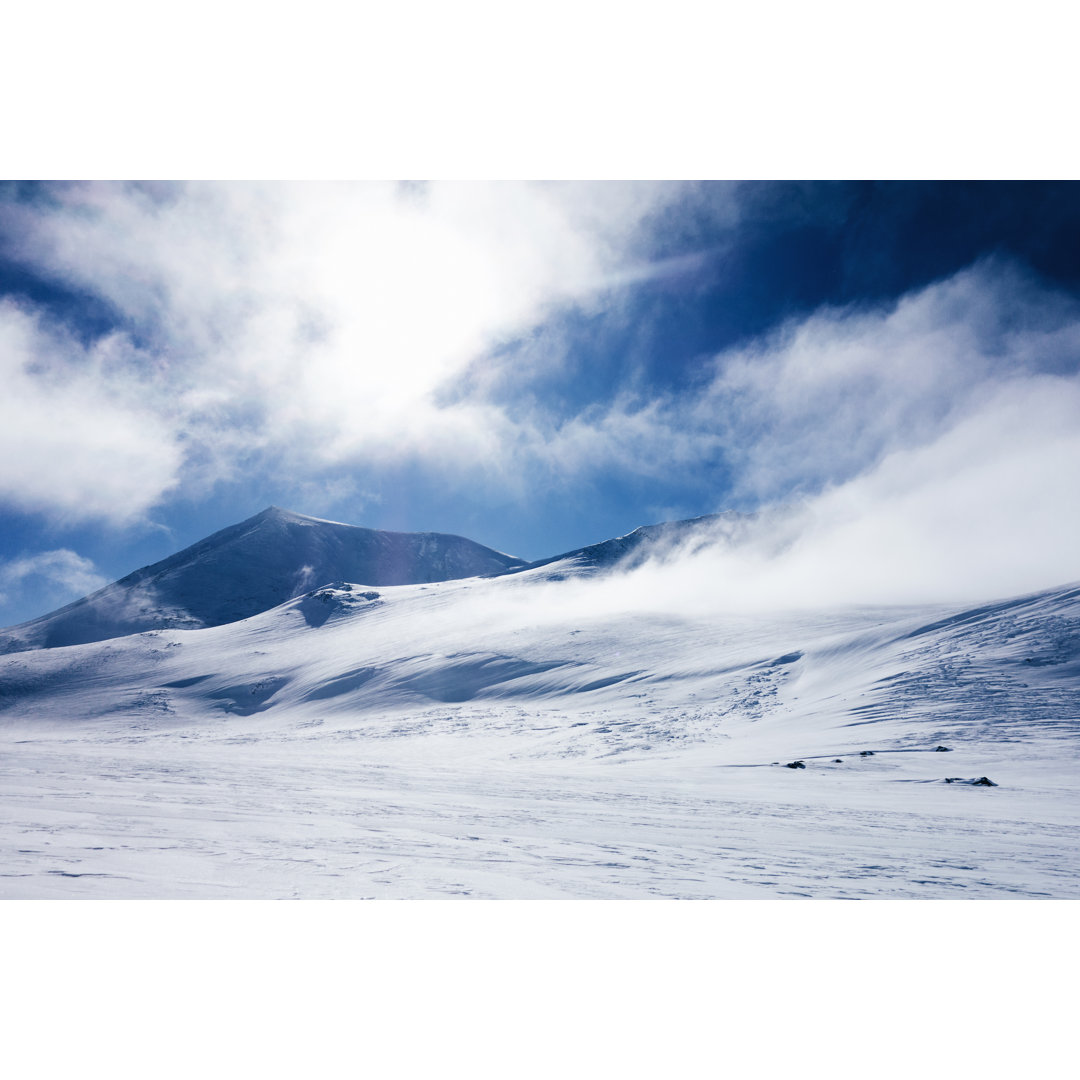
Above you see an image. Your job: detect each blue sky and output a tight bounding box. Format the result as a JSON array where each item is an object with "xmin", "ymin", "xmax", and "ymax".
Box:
[{"xmin": 2, "ymin": 180, "xmax": 1080, "ymax": 626}]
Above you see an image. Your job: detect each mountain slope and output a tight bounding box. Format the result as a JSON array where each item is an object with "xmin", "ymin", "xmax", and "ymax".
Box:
[
  {"xmin": 0, "ymin": 506, "xmax": 527, "ymax": 653},
  {"xmin": 1, "ymin": 562, "xmax": 1078, "ymax": 898},
  {"xmin": 4, "ymin": 567, "xmax": 1076, "ymax": 755}
]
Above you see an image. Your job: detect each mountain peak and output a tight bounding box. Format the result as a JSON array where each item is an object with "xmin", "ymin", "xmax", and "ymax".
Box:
[
  {"xmin": 253, "ymin": 505, "xmax": 317, "ymax": 523},
  {"xmin": 0, "ymin": 510, "xmax": 528, "ymax": 653},
  {"xmin": 251, "ymin": 506, "xmax": 367, "ymax": 529}
]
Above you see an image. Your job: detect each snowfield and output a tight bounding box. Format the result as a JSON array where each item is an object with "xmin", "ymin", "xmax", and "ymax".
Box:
[{"xmin": 2, "ymin": 546, "xmax": 1078, "ymax": 899}]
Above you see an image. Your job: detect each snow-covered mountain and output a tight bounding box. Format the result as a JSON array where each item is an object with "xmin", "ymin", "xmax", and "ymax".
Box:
[
  {"xmin": 0, "ymin": 506, "xmax": 528, "ymax": 653},
  {"xmin": 0, "ymin": 507, "xmax": 749, "ymax": 653},
  {"xmin": 1, "ymin": 506, "xmax": 1078, "ymax": 899}
]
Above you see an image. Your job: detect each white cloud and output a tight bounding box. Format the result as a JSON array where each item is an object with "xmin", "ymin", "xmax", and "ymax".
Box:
[
  {"xmin": 509, "ymin": 259, "xmax": 1080, "ymax": 512},
  {"xmin": 0, "ymin": 298, "xmax": 183, "ymax": 523},
  {"xmin": 693, "ymin": 259, "xmax": 1080, "ymax": 502},
  {"xmin": 0, "ymin": 181, "xmax": 695, "ymax": 520},
  {"xmin": 412, "ymin": 259, "xmax": 1080, "ymax": 508},
  {"xmin": 0, "ymin": 548, "xmax": 106, "ymax": 610}
]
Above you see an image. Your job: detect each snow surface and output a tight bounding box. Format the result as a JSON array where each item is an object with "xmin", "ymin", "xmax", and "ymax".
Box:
[{"xmin": 2, "ymin": 543, "xmax": 1078, "ymax": 898}]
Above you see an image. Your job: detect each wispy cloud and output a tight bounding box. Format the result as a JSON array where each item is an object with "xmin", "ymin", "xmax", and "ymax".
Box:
[
  {"xmin": 0, "ymin": 548, "xmax": 106, "ymax": 610},
  {"xmin": 692, "ymin": 258, "xmax": 1080, "ymax": 503},
  {"xmin": 459, "ymin": 260, "xmax": 1080, "ymax": 521}
]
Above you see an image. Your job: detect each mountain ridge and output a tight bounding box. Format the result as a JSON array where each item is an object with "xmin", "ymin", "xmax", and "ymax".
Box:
[
  {"xmin": 1, "ymin": 506, "xmax": 759, "ymax": 653},
  {"xmin": 0, "ymin": 506, "xmax": 530, "ymax": 653}
]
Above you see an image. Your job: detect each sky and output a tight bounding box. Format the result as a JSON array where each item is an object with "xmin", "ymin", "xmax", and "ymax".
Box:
[{"xmin": 2, "ymin": 180, "xmax": 1080, "ymax": 626}]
